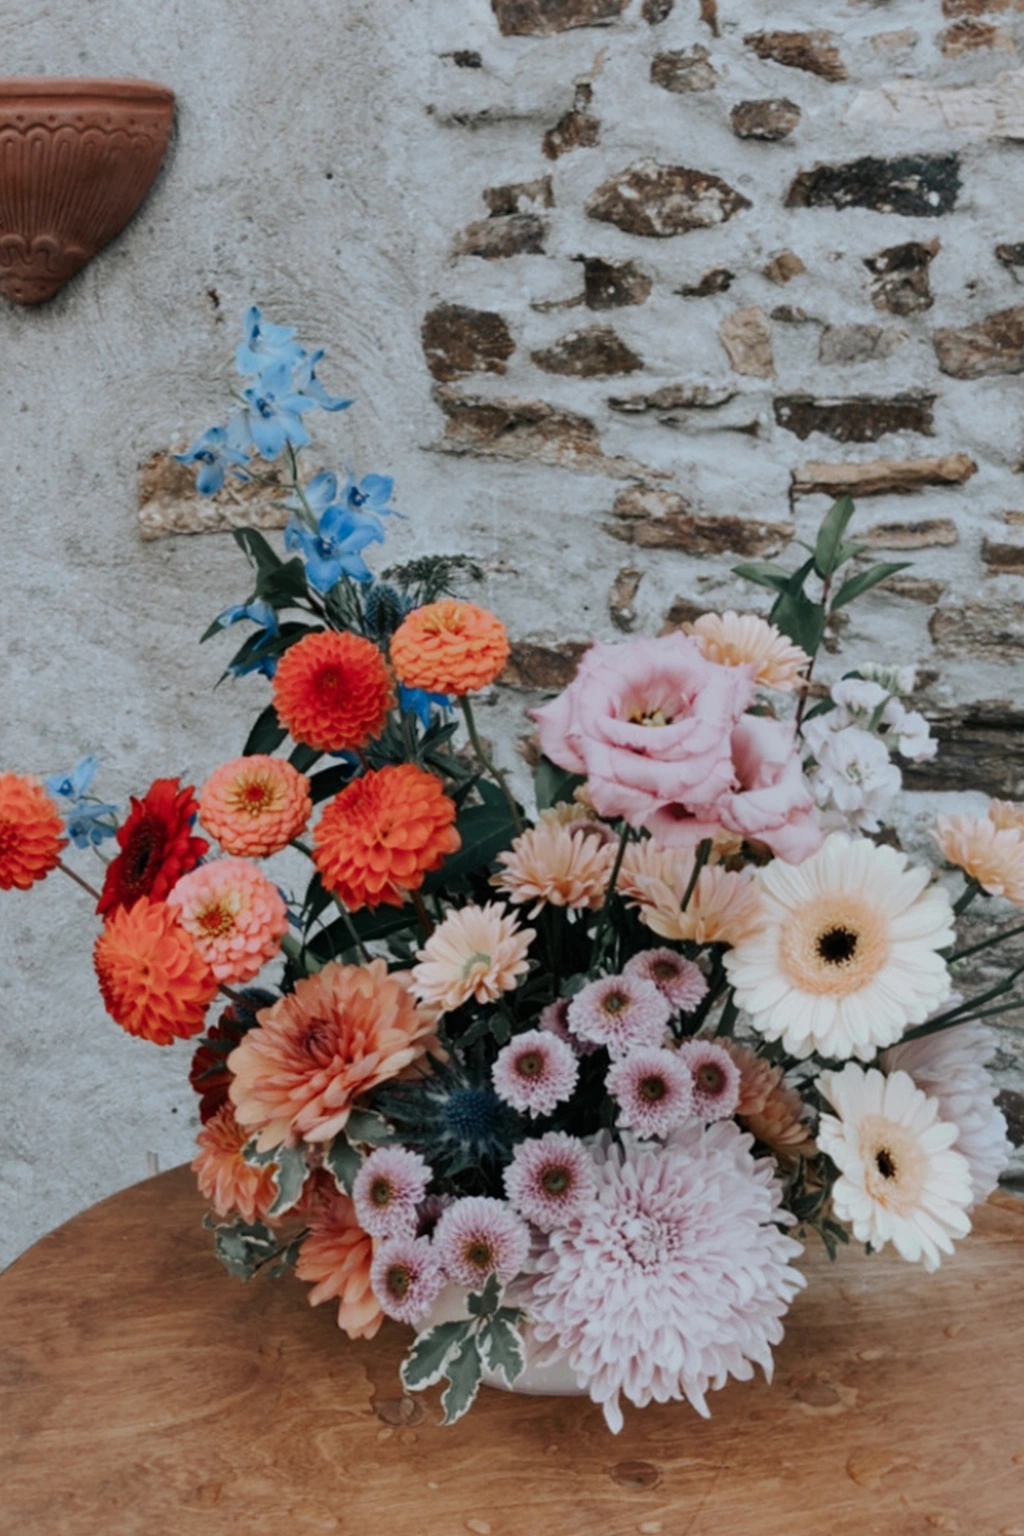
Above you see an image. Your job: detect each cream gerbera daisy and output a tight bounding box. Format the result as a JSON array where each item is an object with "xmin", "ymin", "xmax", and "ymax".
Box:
[
  {"xmin": 687, "ymin": 611, "xmax": 810, "ymax": 692},
  {"xmin": 411, "ymin": 902, "xmax": 534, "ymax": 1014},
  {"xmin": 935, "ymin": 813, "xmax": 1024, "ymax": 903},
  {"xmin": 619, "ymin": 838, "xmax": 762, "ymax": 947},
  {"xmin": 491, "ymin": 814, "xmax": 616, "ymax": 919},
  {"xmin": 818, "ymin": 1063, "xmax": 973, "ymax": 1271},
  {"xmin": 724, "ymin": 833, "xmax": 954, "ymax": 1061}
]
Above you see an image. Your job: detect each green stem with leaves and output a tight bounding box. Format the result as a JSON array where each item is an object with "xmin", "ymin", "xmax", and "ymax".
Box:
[{"xmin": 458, "ymin": 696, "xmax": 523, "ymax": 834}]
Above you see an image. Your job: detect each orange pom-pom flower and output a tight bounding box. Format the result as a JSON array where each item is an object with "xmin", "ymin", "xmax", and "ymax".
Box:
[
  {"xmin": 94, "ymin": 896, "xmax": 219, "ymax": 1045},
  {"xmin": 390, "ymin": 600, "xmax": 510, "ymax": 696},
  {"xmin": 199, "ymin": 755, "xmax": 312, "ymax": 857},
  {"xmin": 313, "ymin": 764, "xmax": 460, "ymax": 911},
  {"xmin": 0, "ymin": 773, "xmax": 66, "ymax": 890},
  {"xmin": 273, "ymin": 630, "xmax": 393, "ymax": 752}
]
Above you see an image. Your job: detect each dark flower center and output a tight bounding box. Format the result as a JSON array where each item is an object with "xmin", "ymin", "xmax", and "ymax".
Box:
[
  {"xmin": 541, "ymin": 1166, "xmax": 572, "ymax": 1196},
  {"xmin": 370, "ymin": 1178, "xmax": 393, "ymax": 1207},
  {"xmin": 875, "ymin": 1148, "xmax": 897, "ymax": 1181},
  {"xmin": 653, "ymin": 960, "xmax": 678, "ymax": 981},
  {"xmin": 817, "ymin": 926, "xmax": 859, "ymax": 965},
  {"xmin": 516, "ymin": 1051, "xmax": 544, "ymax": 1080},
  {"xmin": 640, "ymin": 1075, "xmax": 667, "ymax": 1102},
  {"xmin": 602, "ymin": 992, "xmax": 628, "ymax": 1015},
  {"xmin": 696, "ymin": 1063, "xmax": 725, "ymax": 1095},
  {"xmin": 465, "ymin": 1239, "xmax": 494, "ymax": 1271},
  {"xmin": 387, "ymin": 1263, "xmax": 411, "ymax": 1299}
]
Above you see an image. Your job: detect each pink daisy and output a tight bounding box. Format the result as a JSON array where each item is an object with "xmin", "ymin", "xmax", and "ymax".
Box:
[
  {"xmin": 680, "ymin": 1040, "xmax": 742, "ymax": 1121},
  {"xmin": 624, "ymin": 949, "xmax": 708, "ymax": 1015},
  {"xmin": 166, "ymin": 857, "xmax": 288, "ymax": 984},
  {"xmin": 607, "ymin": 1048, "xmax": 695, "ymax": 1139},
  {"xmin": 370, "ymin": 1236, "xmax": 446, "ymax": 1326},
  {"xmin": 492, "ymin": 1029, "xmax": 580, "ymax": 1118},
  {"xmin": 352, "ymin": 1147, "xmax": 432, "ymax": 1239},
  {"xmin": 567, "ymin": 974, "xmax": 671, "ymax": 1058},
  {"xmin": 504, "ymin": 1133, "xmax": 599, "ymax": 1231},
  {"xmin": 433, "ymin": 1196, "xmax": 531, "ymax": 1290}
]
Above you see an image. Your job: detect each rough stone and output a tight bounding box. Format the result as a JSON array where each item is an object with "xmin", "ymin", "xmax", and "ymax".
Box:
[
  {"xmin": 863, "ymin": 518, "xmax": 960, "ymax": 549},
  {"xmin": 864, "ymin": 240, "xmax": 938, "ymax": 316},
  {"xmin": 642, "ymin": 0, "xmax": 674, "ymax": 20},
  {"xmin": 903, "ymin": 705, "xmax": 1024, "ymax": 797},
  {"xmin": 491, "ymin": 0, "xmax": 627, "ymax": 36},
  {"xmin": 445, "ymin": 50, "xmax": 483, "ymax": 68},
  {"xmin": 764, "ymin": 251, "xmax": 805, "ymax": 285},
  {"xmin": 731, "ymin": 99, "xmax": 802, "ymax": 141},
  {"xmin": 483, "ymin": 177, "xmax": 554, "ymax": 217},
  {"xmin": 930, "ymin": 603, "xmax": 1024, "ymax": 660},
  {"xmin": 944, "ymin": 0, "xmax": 1024, "ymax": 15},
  {"xmin": 609, "ymin": 566, "xmax": 643, "ymax": 630},
  {"xmin": 998, "ymin": 1089, "xmax": 1024, "ymax": 1149},
  {"xmin": 786, "ymin": 156, "xmax": 961, "ymax": 217},
  {"xmin": 996, "ymin": 242, "xmax": 1024, "ymax": 273},
  {"xmin": 871, "ymin": 29, "xmax": 920, "ymax": 55},
  {"xmin": 660, "ymin": 596, "xmax": 707, "ymax": 632},
  {"xmin": 433, "ymin": 389, "xmax": 650, "ymax": 477},
  {"xmin": 608, "ymin": 487, "xmax": 794, "ymax": 556},
  {"xmin": 651, "ymin": 47, "xmax": 718, "ymax": 94},
  {"xmin": 421, "ymin": 305, "xmax": 516, "ymax": 382},
  {"xmin": 934, "ymin": 306, "xmax": 1024, "ymax": 378},
  {"xmin": 940, "ymin": 19, "xmax": 1016, "ymax": 52},
  {"xmin": 719, "ymin": 307, "xmax": 774, "ymax": 378},
  {"xmin": 454, "ymin": 214, "xmax": 546, "ymax": 259},
  {"xmin": 847, "ymin": 71, "xmax": 1024, "ymax": 139},
  {"xmin": 983, "ymin": 539, "xmax": 1024, "ymax": 572},
  {"xmin": 772, "ymin": 305, "xmax": 811, "ymax": 323},
  {"xmin": 543, "ymin": 85, "xmax": 601, "ymax": 160},
  {"xmin": 744, "ymin": 31, "xmax": 847, "ymax": 81},
  {"xmin": 885, "ymin": 575, "xmax": 948, "ymax": 604},
  {"xmin": 138, "ymin": 453, "xmax": 292, "ymax": 540},
  {"xmin": 531, "ymin": 324, "xmax": 644, "ymax": 377},
  {"xmin": 502, "ymin": 640, "xmax": 589, "ymax": 690},
  {"xmin": 700, "ymin": 0, "xmax": 719, "ymax": 36},
  {"xmin": 792, "ymin": 456, "xmax": 977, "ymax": 498},
  {"xmin": 819, "ymin": 324, "xmax": 909, "ymax": 365},
  {"xmin": 677, "ymin": 268, "xmax": 735, "ymax": 297},
  {"xmin": 773, "ymin": 394, "xmax": 936, "ymax": 443},
  {"xmin": 586, "ymin": 159, "xmax": 751, "ymax": 237},
  {"xmin": 609, "ymin": 383, "xmax": 737, "ymax": 414},
  {"xmin": 578, "ymin": 257, "xmax": 653, "ymax": 310}
]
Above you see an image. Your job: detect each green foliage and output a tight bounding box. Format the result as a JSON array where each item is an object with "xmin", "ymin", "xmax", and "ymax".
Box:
[
  {"xmin": 534, "ymin": 754, "xmax": 585, "ymax": 813},
  {"xmin": 204, "ymin": 1215, "xmax": 302, "ymax": 1282},
  {"xmin": 325, "ymin": 1135, "xmax": 363, "ymax": 1194},
  {"xmin": 243, "ymin": 704, "xmax": 288, "ymax": 757},
  {"xmin": 400, "ymin": 1278, "xmax": 526, "ymax": 1424},
  {"xmin": 382, "ymin": 554, "xmax": 485, "ymax": 607},
  {"xmin": 401, "ymin": 1320, "xmax": 471, "ymax": 1391}
]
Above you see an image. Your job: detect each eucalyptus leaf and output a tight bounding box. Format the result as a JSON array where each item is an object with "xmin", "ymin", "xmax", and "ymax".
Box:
[
  {"xmin": 401, "ymin": 1320, "xmax": 471, "ymax": 1392},
  {"xmin": 440, "ymin": 1338, "xmax": 484, "ymax": 1426},
  {"xmin": 770, "ymin": 589, "xmax": 825, "ymax": 658},
  {"xmin": 732, "ymin": 562, "xmax": 791, "ymax": 595}
]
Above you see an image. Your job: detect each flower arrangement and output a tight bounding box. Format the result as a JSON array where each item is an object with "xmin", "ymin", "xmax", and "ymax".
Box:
[{"xmin": 3, "ymin": 308, "xmax": 1015, "ymax": 1434}]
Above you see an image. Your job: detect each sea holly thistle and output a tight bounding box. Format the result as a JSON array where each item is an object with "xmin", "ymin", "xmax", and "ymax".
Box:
[{"xmin": 401, "ymin": 1274, "xmax": 527, "ymax": 1424}]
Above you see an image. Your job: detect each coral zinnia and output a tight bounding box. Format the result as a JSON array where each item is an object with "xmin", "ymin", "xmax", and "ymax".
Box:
[
  {"xmin": 0, "ymin": 772, "xmax": 66, "ymax": 890},
  {"xmin": 199, "ymin": 755, "xmax": 312, "ymax": 857},
  {"xmin": 228, "ymin": 958, "xmax": 436, "ymax": 1150},
  {"xmin": 411, "ymin": 901, "xmax": 534, "ymax": 1014},
  {"xmin": 191, "ymin": 1102, "xmax": 281, "ymax": 1223},
  {"xmin": 167, "ymin": 857, "xmax": 289, "ymax": 983},
  {"xmin": 314, "ymin": 764, "xmax": 460, "ymax": 910},
  {"xmin": 687, "ymin": 611, "xmax": 810, "ymax": 692},
  {"xmin": 295, "ymin": 1185, "xmax": 383, "ymax": 1339},
  {"xmin": 273, "ymin": 629, "xmax": 394, "ymax": 752},
  {"xmin": 94, "ymin": 896, "xmax": 218, "ymax": 1045},
  {"xmin": 97, "ymin": 777, "xmax": 208, "ymax": 916},
  {"xmin": 390, "ymin": 599, "xmax": 510, "ymax": 696}
]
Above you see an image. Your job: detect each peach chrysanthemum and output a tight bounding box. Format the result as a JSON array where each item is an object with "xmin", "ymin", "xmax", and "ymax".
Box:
[
  {"xmin": 273, "ymin": 630, "xmax": 394, "ymax": 752},
  {"xmin": 199, "ymin": 755, "xmax": 312, "ymax": 858},
  {"xmin": 935, "ymin": 813, "xmax": 1024, "ymax": 904},
  {"xmin": 167, "ymin": 857, "xmax": 289, "ymax": 984},
  {"xmin": 491, "ymin": 815, "xmax": 616, "ymax": 919},
  {"xmin": 313, "ymin": 764, "xmax": 460, "ymax": 911},
  {"xmin": 686, "ymin": 611, "xmax": 810, "ymax": 692},
  {"xmin": 619, "ymin": 839, "xmax": 762, "ymax": 947},
  {"xmin": 989, "ymin": 799, "xmax": 1024, "ymax": 835},
  {"xmin": 0, "ymin": 772, "xmax": 66, "ymax": 890},
  {"xmin": 296, "ymin": 1184, "xmax": 383, "ymax": 1340},
  {"xmin": 720, "ymin": 1040, "xmax": 816, "ymax": 1162},
  {"xmin": 228, "ymin": 958, "xmax": 436, "ymax": 1150},
  {"xmin": 94, "ymin": 896, "xmax": 218, "ymax": 1045},
  {"xmin": 412, "ymin": 901, "xmax": 535, "ymax": 1014},
  {"xmin": 191, "ymin": 1102, "xmax": 281, "ymax": 1222},
  {"xmin": 390, "ymin": 599, "xmax": 510, "ymax": 696}
]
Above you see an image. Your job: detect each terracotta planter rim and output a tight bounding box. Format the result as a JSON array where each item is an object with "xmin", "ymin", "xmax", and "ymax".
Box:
[{"xmin": 0, "ymin": 77, "xmax": 174, "ymax": 105}]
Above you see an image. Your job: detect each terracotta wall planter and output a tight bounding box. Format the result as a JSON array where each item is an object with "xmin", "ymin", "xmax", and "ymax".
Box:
[{"xmin": 0, "ymin": 78, "xmax": 175, "ymax": 305}]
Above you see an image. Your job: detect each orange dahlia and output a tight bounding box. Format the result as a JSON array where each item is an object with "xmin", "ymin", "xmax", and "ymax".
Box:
[
  {"xmin": 296, "ymin": 1183, "xmax": 382, "ymax": 1340},
  {"xmin": 313, "ymin": 764, "xmax": 460, "ymax": 911},
  {"xmin": 272, "ymin": 630, "xmax": 394, "ymax": 753},
  {"xmin": 390, "ymin": 599, "xmax": 510, "ymax": 696},
  {"xmin": 97, "ymin": 777, "xmax": 208, "ymax": 917},
  {"xmin": 192, "ymin": 1102, "xmax": 282, "ymax": 1223},
  {"xmin": 199, "ymin": 755, "xmax": 312, "ymax": 857},
  {"xmin": 228, "ymin": 958, "xmax": 436, "ymax": 1149},
  {"xmin": 0, "ymin": 773, "xmax": 66, "ymax": 890},
  {"xmin": 94, "ymin": 896, "xmax": 219, "ymax": 1045}
]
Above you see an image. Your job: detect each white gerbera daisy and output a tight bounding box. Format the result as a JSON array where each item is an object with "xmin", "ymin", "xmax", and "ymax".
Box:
[
  {"xmin": 724, "ymin": 833, "xmax": 954, "ymax": 1061},
  {"xmin": 818, "ymin": 1063, "xmax": 973, "ymax": 1271}
]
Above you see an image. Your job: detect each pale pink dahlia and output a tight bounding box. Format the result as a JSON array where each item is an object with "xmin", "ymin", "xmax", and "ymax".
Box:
[
  {"xmin": 370, "ymin": 1235, "xmax": 446, "ymax": 1326},
  {"xmin": 352, "ymin": 1146, "xmax": 432, "ymax": 1239},
  {"xmin": 503, "ymin": 1133, "xmax": 598, "ymax": 1231},
  {"xmin": 433, "ymin": 1196, "xmax": 531, "ymax": 1289},
  {"xmin": 607, "ymin": 1048, "xmax": 695, "ymax": 1139},
  {"xmin": 523, "ymin": 1125, "xmax": 805, "ymax": 1432},
  {"xmin": 492, "ymin": 1029, "xmax": 580, "ymax": 1118},
  {"xmin": 567, "ymin": 974, "xmax": 671, "ymax": 1058},
  {"xmin": 167, "ymin": 857, "xmax": 288, "ymax": 983},
  {"xmin": 624, "ymin": 949, "xmax": 708, "ymax": 1014},
  {"xmin": 411, "ymin": 902, "xmax": 534, "ymax": 1014},
  {"xmin": 679, "ymin": 1039, "xmax": 742, "ymax": 1121}
]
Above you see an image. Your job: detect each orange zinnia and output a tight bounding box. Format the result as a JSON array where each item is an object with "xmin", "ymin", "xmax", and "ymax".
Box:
[
  {"xmin": 296, "ymin": 1183, "xmax": 382, "ymax": 1340},
  {"xmin": 192, "ymin": 1102, "xmax": 282, "ymax": 1223},
  {"xmin": 273, "ymin": 630, "xmax": 394, "ymax": 752},
  {"xmin": 94, "ymin": 896, "xmax": 219, "ymax": 1045},
  {"xmin": 313, "ymin": 764, "xmax": 460, "ymax": 911},
  {"xmin": 0, "ymin": 773, "xmax": 66, "ymax": 890},
  {"xmin": 390, "ymin": 599, "xmax": 510, "ymax": 696},
  {"xmin": 199, "ymin": 755, "xmax": 312, "ymax": 857}
]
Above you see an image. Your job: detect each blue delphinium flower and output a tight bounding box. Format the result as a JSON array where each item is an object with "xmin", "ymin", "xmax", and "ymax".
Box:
[
  {"xmin": 240, "ymin": 361, "xmax": 318, "ymax": 459},
  {"xmin": 174, "ymin": 426, "xmax": 251, "ymax": 497},
  {"xmin": 399, "ymin": 684, "xmax": 452, "ymax": 729},
  {"xmin": 343, "ymin": 472, "xmax": 398, "ymax": 520},
  {"xmin": 235, "ymin": 305, "xmax": 304, "ymax": 376},
  {"xmin": 45, "ymin": 757, "xmax": 118, "ymax": 848},
  {"xmin": 45, "ymin": 755, "xmax": 100, "ymax": 804},
  {"xmin": 285, "ymin": 481, "xmax": 385, "ymax": 594},
  {"xmin": 293, "ymin": 349, "xmax": 353, "ymax": 413},
  {"xmin": 214, "ymin": 599, "xmax": 281, "ymax": 678}
]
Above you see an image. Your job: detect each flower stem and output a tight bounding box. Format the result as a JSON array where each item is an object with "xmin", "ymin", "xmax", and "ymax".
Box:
[
  {"xmin": 591, "ymin": 821, "xmax": 631, "ymax": 969},
  {"xmin": 680, "ymin": 839, "xmax": 712, "ymax": 914},
  {"xmin": 954, "ymin": 878, "xmax": 983, "ymax": 917},
  {"xmin": 711, "ymin": 991, "xmax": 738, "ymax": 1038},
  {"xmin": 902, "ymin": 962, "xmax": 1024, "ymax": 1040},
  {"xmin": 458, "ymin": 696, "xmax": 523, "ymax": 834},
  {"xmin": 412, "ymin": 891, "xmax": 435, "ymax": 940},
  {"xmin": 57, "ymin": 858, "xmax": 101, "ymax": 903},
  {"xmin": 285, "ymin": 443, "xmax": 319, "ymax": 533},
  {"xmin": 948, "ymin": 918, "xmax": 1024, "ymax": 964}
]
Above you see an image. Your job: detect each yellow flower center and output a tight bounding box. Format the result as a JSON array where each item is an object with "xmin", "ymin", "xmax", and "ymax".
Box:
[
  {"xmin": 628, "ymin": 706, "xmax": 673, "ymax": 728},
  {"xmin": 230, "ymin": 774, "xmax": 279, "ymax": 818},
  {"xmin": 778, "ymin": 894, "xmax": 890, "ymax": 996},
  {"xmin": 858, "ymin": 1115, "xmax": 928, "ymax": 1214},
  {"xmin": 197, "ymin": 900, "xmax": 237, "ymax": 939}
]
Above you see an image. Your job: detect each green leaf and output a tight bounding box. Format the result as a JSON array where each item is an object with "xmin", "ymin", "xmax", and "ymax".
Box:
[
  {"xmin": 423, "ymin": 800, "xmax": 519, "ymax": 891},
  {"xmin": 289, "ymin": 744, "xmax": 322, "ymax": 774},
  {"xmin": 301, "ymin": 873, "xmax": 334, "ymax": 930},
  {"xmin": 732, "ymin": 562, "xmax": 791, "ymax": 594},
  {"xmin": 234, "ymin": 527, "xmax": 283, "ymax": 577},
  {"xmin": 256, "ymin": 559, "xmax": 312, "ymax": 608},
  {"xmin": 830, "ymin": 562, "xmax": 912, "ymax": 611},
  {"xmin": 401, "ymin": 1320, "xmax": 471, "ymax": 1392},
  {"xmin": 267, "ymin": 1143, "xmax": 310, "ymax": 1218},
  {"xmin": 534, "ymin": 755, "xmax": 585, "ymax": 813},
  {"xmin": 480, "ymin": 1313, "xmax": 526, "ymax": 1388},
  {"xmin": 307, "ymin": 903, "xmax": 419, "ymax": 963},
  {"xmin": 208, "ymin": 1217, "xmax": 279, "ymax": 1280},
  {"xmin": 344, "ymin": 1109, "xmax": 394, "ymax": 1146},
  {"xmin": 813, "ymin": 496, "xmax": 856, "ymax": 580},
  {"xmin": 325, "ymin": 1136, "xmax": 362, "ymax": 1194},
  {"xmin": 244, "ymin": 704, "xmax": 288, "ymax": 757},
  {"xmin": 467, "ymin": 1274, "xmax": 502, "ymax": 1319},
  {"xmin": 770, "ymin": 589, "xmax": 826, "ymax": 657},
  {"xmin": 308, "ymin": 764, "xmax": 357, "ymax": 804},
  {"xmin": 441, "ymin": 1338, "xmax": 484, "ymax": 1426}
]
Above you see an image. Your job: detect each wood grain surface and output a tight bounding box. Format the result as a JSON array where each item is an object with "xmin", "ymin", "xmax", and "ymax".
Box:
[{"xmin": 1, "ymin": 1167, "xmax": 1022, "ymax": 1536}]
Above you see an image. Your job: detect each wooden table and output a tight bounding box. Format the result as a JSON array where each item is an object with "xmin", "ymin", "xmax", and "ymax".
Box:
[{"xmin": 1, "ymin": 1168, "xmax": 1022, "ymax": 1536}]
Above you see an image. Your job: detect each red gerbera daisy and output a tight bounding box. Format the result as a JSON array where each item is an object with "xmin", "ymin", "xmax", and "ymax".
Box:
[{"xmin": 97, "ymin": 777, "xmax": 209, "ymax": 917}]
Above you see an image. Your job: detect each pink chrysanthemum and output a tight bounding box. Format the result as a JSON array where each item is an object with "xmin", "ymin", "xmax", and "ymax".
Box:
[
  {"xmin": 503, "ymin": 1133, "xmax": 598, "ymax": 1231},
  {"xmin": 679, "ymin": 1040, "xmax": 742, "ymax": 1121},
  {"xmin": 370, "ymin": 1235, "xmax": 446, "ymax": 1326},
  {"xmin": 492, "ymin": 1029, "xmax": 580, "ymax": 1118},
  {"xmin": 624, "ymin": 949, "xmax": 709, "ymax": 1014},
  {"xmin": 522, "ymin": 1126, "xmax": 805, "ymax": 1432},
  {"xmin": 167, "ymin": 857, "xmax": 289, "ymax": 983},
  {"xmin": 607, "ymin": 1048, "xmax": 695, "ymax": 1139},
  {"xmin": 567, "ymin": 974, "xmax": 671, "ymax": 1059},
  {"xmin": 352, "ymin": 1147, "xmax": 432, "ymax": 1239},
  {"xmin": 433, "ymin": 1196, "xmax": 531, "ymax": 1290},
  {"xmin": 540, "ymin": 997, "xmax": 599, "ymax": 1057}
]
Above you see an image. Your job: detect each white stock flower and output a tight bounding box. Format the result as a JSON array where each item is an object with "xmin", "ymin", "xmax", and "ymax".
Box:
[
  {"xmin": 811, "ymin": 726, "xmax": 902, "ymax": 832},
  {"xmin": 883, "ymin": 701, "xmax": 936, "ymax": 762}
]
